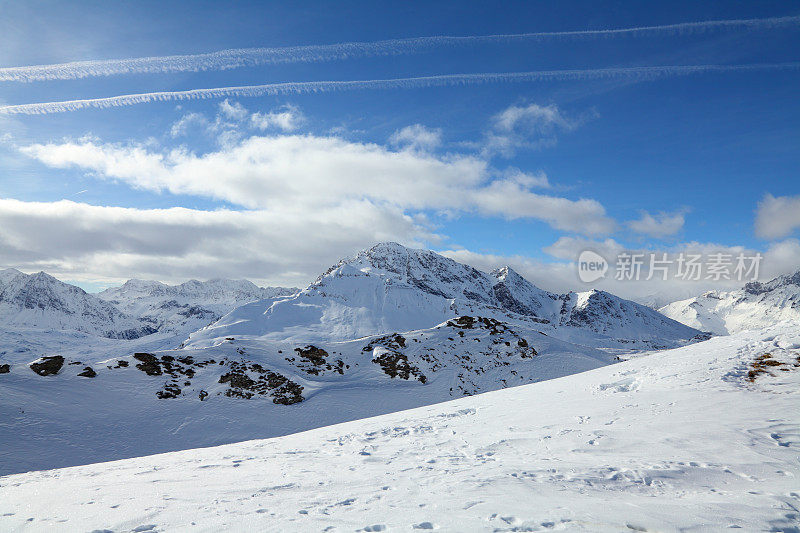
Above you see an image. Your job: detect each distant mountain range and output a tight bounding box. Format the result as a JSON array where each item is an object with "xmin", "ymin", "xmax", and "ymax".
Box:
[
  {"xmin": 659, "ymin": 271, "xmax": 800, "ymax": 335},
  {"xmin": 98, "ymin": 278, "xmax": 297, "ymax": 334},
  {"xmin": 0, "ymin": 268, "xmax": 296, "ymax": 339},
  {"xmin": 0, "ymin": 268, "xmax": 151, "ymax": 339}
]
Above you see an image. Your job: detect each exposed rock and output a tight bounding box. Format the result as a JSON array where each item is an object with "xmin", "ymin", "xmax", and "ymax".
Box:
[
  {"xmin": 293, "ymin": 345, "xmax": 345, "ymax": 375},
  {"xmin": 219, "ymin": 360, "xmax": 304, "ymax": 404},
  {"xmin": 362, "ymin": 333, "xmax": 406, "ymax": 352},
  {"xmin": 133, "ymin": 353, "xmax": 162, "ymax": 376},
  {"xmin": 77, "ymin": 366, "xmax": 97, "ymax": 378},
  {"xmin": 0, "ymin": 364, "xmax": 9, "ymax": 374},
  {"xmin": 156, "ymin": 383, "xmax": 181, "ymax": 399},
  {"xmin": 29, "ymin": 356, "xmax": 64, "ymax": 376},
  {"xmin": 373, "ymin": 350, "xmax": 427, "ymax": 383}
]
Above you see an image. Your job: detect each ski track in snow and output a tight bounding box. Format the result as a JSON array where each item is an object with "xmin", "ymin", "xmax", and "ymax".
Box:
[{"xmin": 1, "ymin": 323, "xmax": 799, "ymax": 532}]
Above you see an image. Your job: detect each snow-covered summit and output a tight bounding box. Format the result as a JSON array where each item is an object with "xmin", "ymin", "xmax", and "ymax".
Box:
[
  {"xmin": 0, "ymin": 269, "xmax": 151, "ymax": 339},
  {"xmin": 188, "ymin": 243, "xmax": 701, "ymax": 349},
  {"xmin": 314, "ymin": 242, "xmax": 497, "ymax": 304},
  {"xmin": 660, "ymin": 270, "xmax": 800, "ymax": 335},
  {"xmin": 490, "ymin": 265, "xmax": 560, "ymax": 318}
]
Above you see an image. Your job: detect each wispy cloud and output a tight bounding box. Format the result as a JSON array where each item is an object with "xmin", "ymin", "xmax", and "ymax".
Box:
[
  {"xmin": 1, "ymin": 16, "xmax": 797, "ymax": 83},
  {"xmin": 389, "ymin": 124, "xmax": 442, "ymax": 152},
  {"xmin": 2, "ymin": 63, "xmax": 798, "ymax": 116},
  {"xmin": 627, "ymin": 210, "xmax": 687, "ymax": 238},
  {"xmin": 482, "ymin": 103, "xmax": 581, "ymax": 157}
]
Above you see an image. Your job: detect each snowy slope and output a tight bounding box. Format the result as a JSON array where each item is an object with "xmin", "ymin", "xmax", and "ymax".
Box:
[
  {"xmin": 0, "ymin": 268, "xmax": 152, "ymax": 339},
  {"xmin": 98, "ymin": 278, "xmax": 297, "ymax": 335},
  {"xmin": 0, "ymin": 315, "xmax": 613, "ymax": 474},
  {"xmin": 2, "ymin": 323, "xmax": 798, "ymax": 532},
  {"xmin": 660, "ymin": 270, "xmax": 800, "ymax": 335},
  {"xmin": 187, "ymin": 243, "xmax": 701, "ymax": 350}
]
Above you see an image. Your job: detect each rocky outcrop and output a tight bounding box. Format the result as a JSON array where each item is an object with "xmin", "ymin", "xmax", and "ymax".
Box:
[{"xmin": 29, "ymin": 356, "xmax": 64, "ymax": 376}]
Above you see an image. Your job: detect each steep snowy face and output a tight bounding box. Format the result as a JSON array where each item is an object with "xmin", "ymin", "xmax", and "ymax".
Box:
[
  {"xmin": 0, "ymin": 269, "xmax": 150, "ymax": 338},
  {"xmin": 561, "ymin": 289, "xmax": 704, "ymax": 343},
  {"xmin": 490, "ymin": 266, "xmax": 560, "ymax": 319},
  {"xmin": 659, "ymin": 271, "xmax": 800, "ymax": 335},
  {"xmin": 99, "ymin": 278, "xmax": 297, "ymax": 334}
]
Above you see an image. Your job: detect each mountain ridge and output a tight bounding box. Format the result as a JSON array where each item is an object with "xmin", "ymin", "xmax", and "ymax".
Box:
[
  {"xmin": 659, "ymin": 270, "xmax": 800, "ymax": 335},
  {"xmin": 187, "ymin": 242, "xmax": 702, "ymax": 351}
]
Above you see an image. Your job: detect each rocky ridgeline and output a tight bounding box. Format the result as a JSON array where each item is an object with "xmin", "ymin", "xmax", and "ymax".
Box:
[
  {"xmin": 1, "ymin": 315, "xmax": 547, "ymax": 402},
  {"xmin": 359, "ymin": 316, "xmax": 539, "ymax": 396}
]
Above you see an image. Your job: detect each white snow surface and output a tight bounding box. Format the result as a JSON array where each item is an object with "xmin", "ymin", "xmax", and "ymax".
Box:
[
  {"xmin": 2, "ymin": 323, "xmax": 798, "ymax": 532},
  {"xmin": 0, "ymin": 316, "xmax": 612, "ymax": 474},
  {"xmin": 660, "ymin": 271, "xmax": 800, "ymax": 335}
]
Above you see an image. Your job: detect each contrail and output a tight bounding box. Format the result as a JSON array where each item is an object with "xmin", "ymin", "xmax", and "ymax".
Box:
[
  {"xmin": 2, "ymin": 63, "xmax": 797, "ymax": 115},
  {"xmin": 1, "ymin": 15, "xmax": 798, "ymax": 82}
]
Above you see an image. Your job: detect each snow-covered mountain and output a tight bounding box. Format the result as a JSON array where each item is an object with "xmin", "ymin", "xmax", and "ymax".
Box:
[
  {"xmin": 659, "ymin": 270, "xmax": 800, "ymax": 334},
  {"xmin": 0, "ymin": 268, "xmax": 153, "ymax": 339},
  {"xmin": 3, "ymin": 323, "xmax": 798, "ymax": 532},
  {"xmin": 188, "ymin": 242, "xmax": 701, "ymax": 350},
  {"xmin": 98, "ymin": 278, "xmax": 297, "ymax": 335},
  {"xmin": 0, "ymin": 244, "xmax": 704, "ymax": 474}
]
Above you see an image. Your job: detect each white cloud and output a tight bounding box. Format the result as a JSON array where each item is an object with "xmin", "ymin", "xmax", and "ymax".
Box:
[
  {"xmin": 0, "ymin": 198, "xmax": 431, "ymax": 287},
  {"xmin": 471, "ymin": 173, "xmax": 615, "ymax": 234},
  {"xmin": 170, "ymin": 112, "xmax": 208, "ymax": 137},
  {"xmin": 250, "ymin": 104, "xmax": 304, "ymax": 132},
  {"xmin": 627, "ymin": 210, "xmax": 686, "ymax": 238},
  {"xmin": 170, "ymin": 102, "xmax": 303, "ymax": 144},
  {"xmin": 20, "ymin": 133, "xmax": 615, "ymax": 235},
  {"xmin": 389, "ymin": 124, "xmax": 442, "ymax": 152},
  {"xmin": 482, "ymin": 103, "xmax": 580, "ymax": 158},
  {"xmin": 755, "ymin": 194, "xmax": 800, "ymax": 240},
  {"xmin": 543, "ymin": 236, "xmax": 625, "ymax": 261},
  {"xmin": 218, "ymin": 99, "xmax": 248, "ymax": 121}
]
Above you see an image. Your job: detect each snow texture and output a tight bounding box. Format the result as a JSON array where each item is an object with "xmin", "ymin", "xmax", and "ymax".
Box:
[{"xmin": 1, "ymin": 323, "xmax": 798, "ymax": 532}]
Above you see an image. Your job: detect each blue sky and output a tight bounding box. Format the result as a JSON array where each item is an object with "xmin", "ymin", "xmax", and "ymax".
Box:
[{"xmin": 0, "ymin": 0, "xmax": 799, "ymax": 299}]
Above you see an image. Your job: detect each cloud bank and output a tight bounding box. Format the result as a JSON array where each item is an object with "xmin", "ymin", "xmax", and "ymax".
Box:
[
  {"xmin": 0, "ymin": 198, "xmax": 430, "ymax": 287},
  {"xmin": 19, "ymin": 133, "xmax": 615, "ymax": 235}
]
